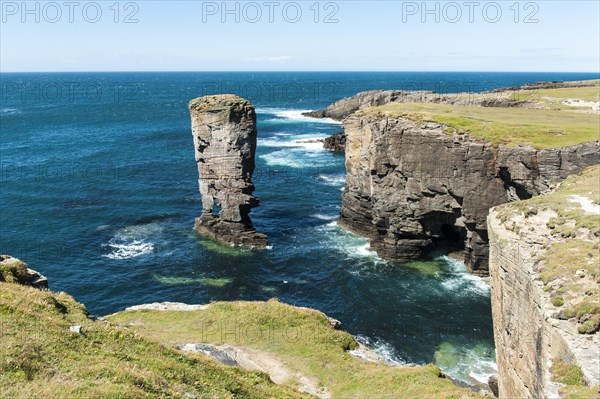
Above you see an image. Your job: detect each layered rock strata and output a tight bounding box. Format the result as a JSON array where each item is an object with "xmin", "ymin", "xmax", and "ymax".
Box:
[
  {"xmin": 488, "ymin": 167, "xmax": 600, "ymax": 398},
  {"xmin": 189, "ymin": 95, "xmax": 267, "ymax": 247},
  {"xmin": 339, "ymin": 114, "xmax": 598, "ymax": 274}
]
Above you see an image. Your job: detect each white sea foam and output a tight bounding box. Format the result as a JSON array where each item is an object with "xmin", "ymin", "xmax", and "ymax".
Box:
[
  {"xmin": 103, "ymin": 240, "xmax": 154, "ymax": 260},
  {"xmin": 259, "ymin": 136, "xmax": 327, "ymax": 152},
  {"xmin": 468, "ymin": 359, "xmax": 498, "ymax": 384},
  {"xmin": 260, "ymin": 147, "xmax": 334, "ymax": 169},
  {"xmin": 1, "ymin": 108, "xmax": 22, "ymax": 115},
  {"xmin": 318, "ymin": 174, "xmax": 346, "ymax": 186},
  {"xmin": 315, "ymin": 221, "xmax": 385, "ymax": 266},
  {"xmin": 260, "ymin": 150, "xmax": 306, "ymax": 168},
  {"xmin": 310, "ymin": 213, "xmax": 338, "ymax": 221},
  {"xmin": 437, "ymin": 343, "xmax": 497, "ymax": 387},
  {"xmin": 354, "ymin": 335, "xmax": 404, "ymax": 366},
  {"xmin": 257, "ymin": 107, "xmax": 342, "ymax": 124},
  {"xmin": 438, "ymin": 255, "xmax": 491, "ymax": 296},
  {"xmin": 102, "ymin": 222, "xmax": 162, "ymax": 260}
]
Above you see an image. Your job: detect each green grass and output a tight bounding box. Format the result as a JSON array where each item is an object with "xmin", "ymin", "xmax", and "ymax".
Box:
[
  {"xmin": 552, "ymin": 359, "xmax": 585, "ymax": 385},
  {"xmin": 0, "ymin": 282, "xmax": 312, "ymax": 399},
  {"xmin": 359, "ymin": 100, "xmax": 599, "ymax": 150},
  {"xmin": 0, "ymin": 256, "xmax": 30, "ymax": 284},
  {"xmin": 108, "ymin": 299, "xmax": 483, "ymax": 399},
  {"xmin": 551, "ymin": 360, "xmax": 600, "ymax": 399},
  {"xmin": 511, "ymin": 82, "xmax": 600, "ymax": 104}
]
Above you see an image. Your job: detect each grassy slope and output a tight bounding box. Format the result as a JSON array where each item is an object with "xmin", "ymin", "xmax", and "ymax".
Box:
[
  {"xmin": 0, "ymin": 282, "xmax": 312, "ymax": 399},
  {"xmin": 360, "ymin": 84, "xmax": 600, "ymax": 149},
  {"xmin": 511, "ymin": 80, "xmax": 600, "ymax": 104},
  {"xmin": 108, "ymin": 300, "xmax": 482, "ymax": 399}
]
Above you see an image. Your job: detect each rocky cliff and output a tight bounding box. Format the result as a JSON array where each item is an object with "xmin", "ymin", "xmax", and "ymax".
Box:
[
  {"xmin": 189, "ymin": 95, "xmax": 267, "ymax": 248},
  {"xmin": 488, "ymin": 166, "xmax": 599, "ymax": 399},
  {"xmin": 339, "ymin": 107, "xmax": 599, "ymax": 274}
]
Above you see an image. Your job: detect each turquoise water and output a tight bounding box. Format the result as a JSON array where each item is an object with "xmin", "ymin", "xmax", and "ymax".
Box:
[{"xmin": 2, "ymin": 71, "xmax": 598, "ymax": 385}]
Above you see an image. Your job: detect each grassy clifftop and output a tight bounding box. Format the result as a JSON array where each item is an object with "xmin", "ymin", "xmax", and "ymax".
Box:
[
  {"xmin": 108, "ymin": 300, "xmax": 482, "ymax": 399},
  {"xmin": 0, "ymin": 280, "xmax": 482, "ymax": 399},
  {"xmin": 359, "ymin": 82, "xmax": 600, "ymax": 149},
  {"xmin": 0, "ymin": 282, "xmax": 311, "ymax": 399}
]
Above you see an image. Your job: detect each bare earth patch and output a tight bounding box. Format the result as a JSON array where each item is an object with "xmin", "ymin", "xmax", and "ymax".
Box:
[{"xmin": 180, "ymin": 343, "xmax": 331, "ymax": 399}]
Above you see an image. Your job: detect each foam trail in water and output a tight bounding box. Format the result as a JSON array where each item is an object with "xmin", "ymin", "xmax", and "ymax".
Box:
[
  {"xmin": 102, "ymin": 222, "xmax": 163, "ymax": 260},
  {"xmin": 318, "ymin": 174, "xmax": 346, "ymax": 186},
  {"xmin": 259, "ymin": 136, "xmax": 327, "ymax": 152},
  {"xmin": 257, "ymin": 108, "xmax": 342, "ymax": 125},
  {"xmin": 310, "ymin": 213, "xmax": 338, "ymax": 221},
  {"xmin": 1, "ymin": 108, "xmax": 22, "ymax": 115},
  {"xmin": 260, "ymin": 147, "xmax": 335, "ymax": 169},
  {"xmin": 314, "ymin": 221, "xmax": 385, "ymax": 266},
  {"xmin": 437, "ymin": 255, "xmax": 491, "ymax": 296},
  {"xmin": 354, "ymin": 335, "xmax": 405, "ymax": 366}
]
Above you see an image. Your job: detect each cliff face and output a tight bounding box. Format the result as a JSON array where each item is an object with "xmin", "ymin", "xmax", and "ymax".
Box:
[
  {"xmin": 189, "ymin": 95, "xmax": 267, "ymax": 247},
  {"xmin": 488, "ymin": 166, "xmax": 600, "ymax": 398},
  {"xmin": 340, "ymin": 114, "xmax": 599, "ymax": 274}
]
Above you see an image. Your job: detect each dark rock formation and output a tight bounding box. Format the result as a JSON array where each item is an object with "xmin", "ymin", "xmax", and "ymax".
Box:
[
  {"xmin": 189, "ymin": 95, "xmax": 267, "ymax": 248},
  {"xmin": 495, "ymin": 79, "xmax": 599, "ymax": 92},
  {"xmin": 340, "ymin": 115, "xmax": 599, "ymax": 274},
  {"xmin": 303, "ymin": 90, "xmax": 420, "ymax": 120},
  {"xmin": 323, "ymin": 132, "xmax": 346, "ymax": 152},
  {"xmin": 487, "ymin": 375, "xmax": 499, "ymax": 397}
]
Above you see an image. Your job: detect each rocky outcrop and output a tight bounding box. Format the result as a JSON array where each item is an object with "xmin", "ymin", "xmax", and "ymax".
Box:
[
  {"xmin": 339, "ymin": 114, "xmax": 599, "ymax": 274},
  {"xmin": 303, "ymin": 89, "xmax": 524, "ymax": 121},
  {"xmin": 323, "ymin": 132, "xmax": 346, "ymax": 152},
  {"xmin": 189, "ymin": 95, "xmax": 267, "ymax": 248},
  {"xmin": 495, "ymin": 79, "xmax": 599, "ymax": 92},
  {"xmin": 488, "ymin": 167, "xmax": 600, "ymax": 398},
  {"xmin": 304, "ymin": 80, "xmax": 599, "ymax": 122},
  {"xmin": 0, "ymin": 255, "xmax": 48, "ymax": 289}
]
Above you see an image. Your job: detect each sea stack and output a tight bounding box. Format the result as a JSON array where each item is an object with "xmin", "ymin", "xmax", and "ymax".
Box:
[{"xmin": 189, "ymin": 94, "xmax": 268, "ymax": 248}]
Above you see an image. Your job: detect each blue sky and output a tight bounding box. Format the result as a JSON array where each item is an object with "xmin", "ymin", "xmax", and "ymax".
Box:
[{"xmin": 1, "ymin": 1, "xmax": 599, "ymax": 72}]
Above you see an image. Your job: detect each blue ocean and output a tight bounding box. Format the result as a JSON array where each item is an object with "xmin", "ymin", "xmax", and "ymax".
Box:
[{"xmin": 2, "ymin": 71, "xmax": 598, "ymax": 386}]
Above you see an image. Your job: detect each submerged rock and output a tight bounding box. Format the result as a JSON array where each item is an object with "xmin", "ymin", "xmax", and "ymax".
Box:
[{"xmin": 189, "ymin": 95, "xmax": 268, "ymax": 248}]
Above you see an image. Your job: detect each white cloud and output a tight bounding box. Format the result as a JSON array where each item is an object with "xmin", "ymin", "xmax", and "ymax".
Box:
[{"xmin": 245, "ymin": 55, "xmax": 292, "ymax": 63}]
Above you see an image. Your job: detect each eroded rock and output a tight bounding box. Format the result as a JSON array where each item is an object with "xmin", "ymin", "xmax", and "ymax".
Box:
[
  {"xmin": 323, "ymin": 132, "xmax": 346, "ymax": 152},
  {"xmin": 339, "ymin": 115, "xmax": 599, "ymax": 274},
  {"xmin": 189, "ymin": 95, "xmax": 267, "ymax": 248}
]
